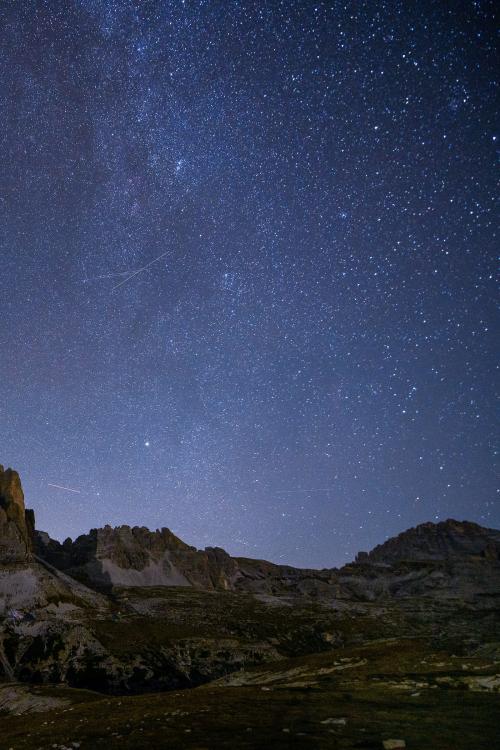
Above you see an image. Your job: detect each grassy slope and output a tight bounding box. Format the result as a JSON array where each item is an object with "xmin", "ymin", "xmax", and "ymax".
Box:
[{"xmin": 2, "ymin": 639, "xmax": 499, "ymax": 749}]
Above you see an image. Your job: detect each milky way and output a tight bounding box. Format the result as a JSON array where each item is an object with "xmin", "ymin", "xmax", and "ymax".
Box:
[{"xmin": 1, "ymin": 1, "xmax": 497, "ymax": 566}]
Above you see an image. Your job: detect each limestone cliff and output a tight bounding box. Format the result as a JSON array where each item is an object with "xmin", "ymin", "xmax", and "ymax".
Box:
[{"xmin": 0, "ymin": 465, "xmax": 34, "ymax": 563}]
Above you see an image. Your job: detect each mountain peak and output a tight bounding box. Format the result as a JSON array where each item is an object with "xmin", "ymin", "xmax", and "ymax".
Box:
[{"xmin": 355, "ymin": 518, "xmax": 500, "ymax": 565}]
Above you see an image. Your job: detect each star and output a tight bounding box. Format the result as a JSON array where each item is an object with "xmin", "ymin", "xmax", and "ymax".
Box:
[{"xmin": 0, "ymin": 0, "xmax": 495, "ymax": 567}]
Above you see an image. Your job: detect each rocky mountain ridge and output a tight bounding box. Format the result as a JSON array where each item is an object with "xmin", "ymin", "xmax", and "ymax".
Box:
[
  {"xmin": 33, "ymin": 516, "xmax": 500, "ymax": 604},
  {"xmin": 1, "ymin": 463, "xmax": 499, "ymax": 728},
  {"xmin": 1, "ymin": 465, "xmax": 499, "ymax": 608}
]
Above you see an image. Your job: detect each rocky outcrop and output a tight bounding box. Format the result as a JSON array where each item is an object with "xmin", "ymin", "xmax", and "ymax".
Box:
[
  {"xmin": 0, "ymin": 466, "xmax": 34, "ymax": 563},
  {"xmin": 36, "ymin": 525, "xmax": 190, "ymax": 584},
  {"xmin": 355, "ymin": 520, "xmax": 500, "ymax": 565},
  {"xmin": 343, "ymin": 520, "xmax": 500, "ymax": 605},
  {"xmin": 35, "ymin": 525, "xmax": 241, "ymax": 590}
]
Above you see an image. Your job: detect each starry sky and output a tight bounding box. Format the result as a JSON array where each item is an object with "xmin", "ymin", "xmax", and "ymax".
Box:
[{"xmin": 1, "ymin": 1, "xmax": 497, "ymax": 568}]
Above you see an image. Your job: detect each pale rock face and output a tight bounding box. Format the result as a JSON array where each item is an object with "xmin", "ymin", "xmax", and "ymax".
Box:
[
  {"xmin": 0, "ymin": 465, "xmax": 34, "ymax": 563},
  {"xmin": 0, "ymin": 558, "xmax": 107, "ymax": 615},
  {"xmin": 0, "ymin": 683, "xmax": 70, "ymax": 714}
]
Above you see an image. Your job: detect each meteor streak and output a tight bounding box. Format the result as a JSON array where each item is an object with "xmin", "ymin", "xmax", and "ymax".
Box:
[
  {"xmin": 47, "ymin": 483, "xmax": 81, "ymax": 494},
  {"xmin": 111, "ymin": 250, "xmax": 170, "ymax": 291},
  {"xmin": 82, "ymin": 270, "xmax": 139, "ymax": 282},
  {"xmin": 275, "ymin": 489, "xmax": 333, "ymax": 494}
]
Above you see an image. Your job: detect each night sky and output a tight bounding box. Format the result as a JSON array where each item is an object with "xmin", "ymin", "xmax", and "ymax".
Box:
[{"xmin": 1, "ymin": 1, "xmax": 497, "ymax": 568}]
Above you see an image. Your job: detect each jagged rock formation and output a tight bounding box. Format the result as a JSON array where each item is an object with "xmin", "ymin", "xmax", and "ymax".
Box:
[
  {"xmin": 35, "ymin": 525, "xmax": 240, "ymax": 589},
  {"xmin": 0, "ymin": 465, "xmax": 34, "ymax": 563},
  {"xmin": 35, "ymin": 524, "xmax": 342, "ymax": 596}
]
